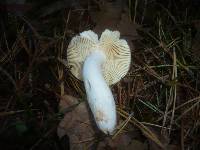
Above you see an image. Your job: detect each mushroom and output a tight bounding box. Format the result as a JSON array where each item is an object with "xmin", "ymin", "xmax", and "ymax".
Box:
[{"xmin": 67, "ymin": 29, "xmax": 131, "ymax": 134}]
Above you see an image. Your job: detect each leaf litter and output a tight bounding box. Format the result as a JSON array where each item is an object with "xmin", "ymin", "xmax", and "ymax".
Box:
[
  {"xmin": 1, "ymin": 0, "xmax": 200, "ymax": 149},
  {"xmin": 58, "ymin": 0, "xmax": 164, "ymax": 149}
]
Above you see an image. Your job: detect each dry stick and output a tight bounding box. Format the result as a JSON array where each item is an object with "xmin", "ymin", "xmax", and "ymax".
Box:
[
  {"xmin": 143, "ymin": 64, "xmax": 166, "ymax": 83},
  {"xmin": 143, "ymin": 30, "xmax": 189, "ymax": 75},
  {"xmin": 59, "ymin": 10, "xmax": 71, "ymax": 97},
  {"xmin": 3, "ymin": 31, "xmax": 11, "ymax": 56},
  {"xmin": 133, "ymin": 0, "xmax": 138, "ymax": 23},
  {"xmin": 17, "ymin": 55, "xmax": 35, "ymax": 91},
  {"xmin": 117, "ymin": 83, "xmax": 122, "ymax": 108},
  {"xmin": 0, "ymin": 109, "xmax": 38, "ymax": 117},
  {"xmin": 128, "ymin": 0, "xmax": 132, "ymax": 21},
  {"xmin": 172, "ymin": 96, "xmax": 200, "ymax": 112},
  {"xmin": 19, "ymin": 31, "xmax": 32, "ymax": 56},
  {"xmin": 133, "ymin": 55, "xmax": 167, "ymax": 83},
  {"xmin": 117, "ymin": 108, "xmax": 164, "ymax": 149},
  {"xmin": 157, "ymin": 96, "xmax": 200, "ymax": 122},
  {"xmin": 141, "ymin": 0, "xmax": 147, "ymax": 24},
  {"xmin": 72, "ymin": 137, "xmax": 95, "ymax": 144},
  {"xmin": 161, "ymin": 47, "xmax": 177, "ymax": 135},
  {"xmin": 0, "ymin": 110, "xmax": 25, "ymax": 117},
  {"xmin": 175, "ymin": 100, "xmax": 200, "ymax": 121},
  {"xmin": 169, "ymin": 47, "xmax": 177, "ymax": 135},
  {"xmin": 0, "ymin": 66, "xmax": 16, "ymax": 90},
  {"xmin": 181, "ymin": 119, "xmax": 185, "ymax": 150},
  {"xmin": 19, "ymin": 16, "xmax": 40, "ymax": 38},
  {"xmin": 69, "ymin": 76, "xmax": 84, "ymax": 96},
  {"xmin": 141, "ymin": 122, "xmax": 170, "ymax": 130},
  {"xmin": 17, "ymin": 25, "xmax": 41, "ymax": 91},
  {"xmin": 160, "ymin": 42, "xmax": 190, "ymax": 75},
  {"xmin": 163, "ymin": 53, "xmax": 173, "ymax": 129},
  {"xmin": 112, "ymin": 112, "xmax": 134, "ymax": 139},
  {"xmin": 1, "ymin": 26, "xmax": 24, "ymax": 64}
]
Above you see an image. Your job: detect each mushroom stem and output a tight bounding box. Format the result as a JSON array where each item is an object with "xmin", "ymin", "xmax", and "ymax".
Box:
[{"xmin": 82, "ymin": 50, "xmax": 116, "ymax": 134}]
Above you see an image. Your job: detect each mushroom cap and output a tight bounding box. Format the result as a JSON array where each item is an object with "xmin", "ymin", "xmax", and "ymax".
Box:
[{"xmin": 67, "ymin": 29, "xmax": 131, "ymax": 85}]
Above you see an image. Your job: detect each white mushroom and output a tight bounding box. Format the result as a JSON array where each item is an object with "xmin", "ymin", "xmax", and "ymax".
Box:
[{"xmin": 67, "ymin": 29, "xmax": 131, "ymax": 134}]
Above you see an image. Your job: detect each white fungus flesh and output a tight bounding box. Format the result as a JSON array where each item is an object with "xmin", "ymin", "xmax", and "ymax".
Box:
[
  {"xmin": 83, "ymin": 50, "xmax": 116, "ymax": 134},
  {"xmin": 67, "ymin": 30, "xmax": 131, "ymax": 134}
]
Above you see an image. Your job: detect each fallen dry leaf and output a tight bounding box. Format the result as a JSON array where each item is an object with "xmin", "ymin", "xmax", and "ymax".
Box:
[
  {"xmin": 90, "ymin": 0, "xmax": 140, "ymax": 50},
  {"xmin": 91, "ymin": 0, "xmax": 122, "ymax": 34},
  {"xmin": 117, "ymin": 12, "xmax": 140, "ymax": 41},
  {"xmin": 57, "ymin": 95, "xmax": 150, "ymax": 150},
  {"xmin": 97, "ymin": 133, "xmax": 148, "ymax": 150},
  {"xmin": 57, "ymin": 95, "xmax": 96, "ymax": 150}
]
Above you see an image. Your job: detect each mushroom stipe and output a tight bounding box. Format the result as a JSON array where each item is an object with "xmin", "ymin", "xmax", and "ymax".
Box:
[{"xmin": 67, "ymin": 29, "xmax": 131, "ymax": 134}]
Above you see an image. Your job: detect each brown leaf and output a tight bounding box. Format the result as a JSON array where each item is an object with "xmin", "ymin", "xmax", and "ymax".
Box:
[
  {"xmin": 117, "ymin": 13, "xmax": 140, "ymax": 41},
  {"xmin": 97, "ymin": 133, "xmax": 147, "ymax": 150},
  {"xmin": 57, "ymin": 95, "xmax": 96, "ymax": 150},
  {"xmin": 90, "ymin": 0, "xmax": 140, "ymax": 50},
  {"xmin": 91, "ymin": 0, "xmax": 122, "ymax": 34}
]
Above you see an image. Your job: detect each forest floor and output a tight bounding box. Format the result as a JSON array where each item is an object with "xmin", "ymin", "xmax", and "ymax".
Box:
[{"xmin": 0, "ymin": 0, "xmax": 200, "ymax": 150}]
